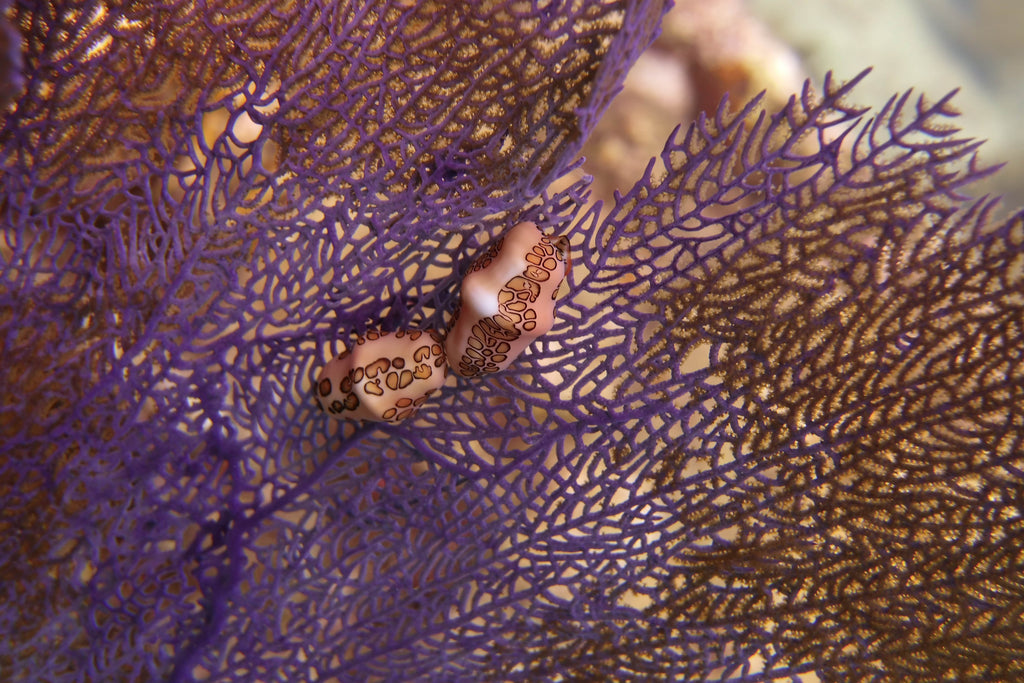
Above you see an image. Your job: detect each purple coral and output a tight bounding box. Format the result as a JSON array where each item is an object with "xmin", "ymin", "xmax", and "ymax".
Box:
[{"xmin": 2, "ymin": 1, "xmax": 1023, "ymax": 681}]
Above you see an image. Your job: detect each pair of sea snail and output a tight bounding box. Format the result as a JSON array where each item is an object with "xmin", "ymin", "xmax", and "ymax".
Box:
[{"xmin": 313, "ymin": 221, "xmax": 569, "ymax": 423}]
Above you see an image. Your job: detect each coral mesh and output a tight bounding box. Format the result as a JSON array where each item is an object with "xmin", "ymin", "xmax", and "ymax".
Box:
[{"xmin": 2, "ymin": 1, "xmax": 1023, "ymax": 681}]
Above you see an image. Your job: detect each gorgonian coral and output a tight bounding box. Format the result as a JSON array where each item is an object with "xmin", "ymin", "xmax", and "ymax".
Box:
[{"xmin": 2, "ymin": 1, "xmax": 1023, "ymax": 681}]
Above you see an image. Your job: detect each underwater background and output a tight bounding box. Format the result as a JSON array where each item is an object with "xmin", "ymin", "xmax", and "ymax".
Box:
[{"xmin": 3, "ymin": 1, "xmax": 1024, "ymax": 680}]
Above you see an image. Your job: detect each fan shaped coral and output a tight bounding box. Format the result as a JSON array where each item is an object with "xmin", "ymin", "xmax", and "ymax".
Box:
[{"xmin": 2, "ymin": 1, "xmax": 1022, "ymax": 681}]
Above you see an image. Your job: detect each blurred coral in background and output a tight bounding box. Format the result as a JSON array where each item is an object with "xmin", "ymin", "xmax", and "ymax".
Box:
[{"xmin": 2, "ymin": 1, "xmax": 1023, "ymax": 681}]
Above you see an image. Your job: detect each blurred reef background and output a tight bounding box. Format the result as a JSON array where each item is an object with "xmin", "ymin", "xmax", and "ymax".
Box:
[{"xmin": 584, "ymin": 0, "xmax": 1024, "ymax": 210}]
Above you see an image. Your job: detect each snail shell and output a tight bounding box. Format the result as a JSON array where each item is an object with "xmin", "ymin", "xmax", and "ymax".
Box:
[
  {"xmin": 314, "ymin": 330, "xmax": 448, "ymax": 422},
  {"xmin": 444, "ymin": 221, "xmax": 568, "ymax": 377}
]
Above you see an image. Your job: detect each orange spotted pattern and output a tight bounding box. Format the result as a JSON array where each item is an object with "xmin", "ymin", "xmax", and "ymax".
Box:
[
  {"xmin": 446, "ymin": 227, "xmax": 568, "ymax": 377},
  {"xmin": 315, "ymin": 223, "xmax": 569, "ymax": 422},
  {"xmin": 314, "ymin": 330, "xmax": 448, "ymax": 423}
]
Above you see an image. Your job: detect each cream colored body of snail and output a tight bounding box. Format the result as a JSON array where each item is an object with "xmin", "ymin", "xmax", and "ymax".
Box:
[{"xmin": 313, "ymin": 221, "xmax": 569, "ymax": 422}]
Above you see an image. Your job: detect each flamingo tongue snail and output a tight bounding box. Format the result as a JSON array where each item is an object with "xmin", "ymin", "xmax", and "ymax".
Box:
[
  {"xmin": 314, "ymin": 330, "xmax": 448, "ymax": 423},
  {"xmin": 314, "ymin": 222, "xmax": 569, "ymax": 422},
  {"xmin": 444, "ymin": 221, "xmax": 568, "ymax": 377}
]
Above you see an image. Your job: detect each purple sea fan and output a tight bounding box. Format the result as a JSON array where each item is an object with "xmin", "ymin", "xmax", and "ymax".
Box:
[
  {"xmin": 3, "ymin": 2, "xmax": 1024, "ymax": 683},
  {"xmin": 1, "ymin": 0, "xmax": 667, "ymax": 679}
]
